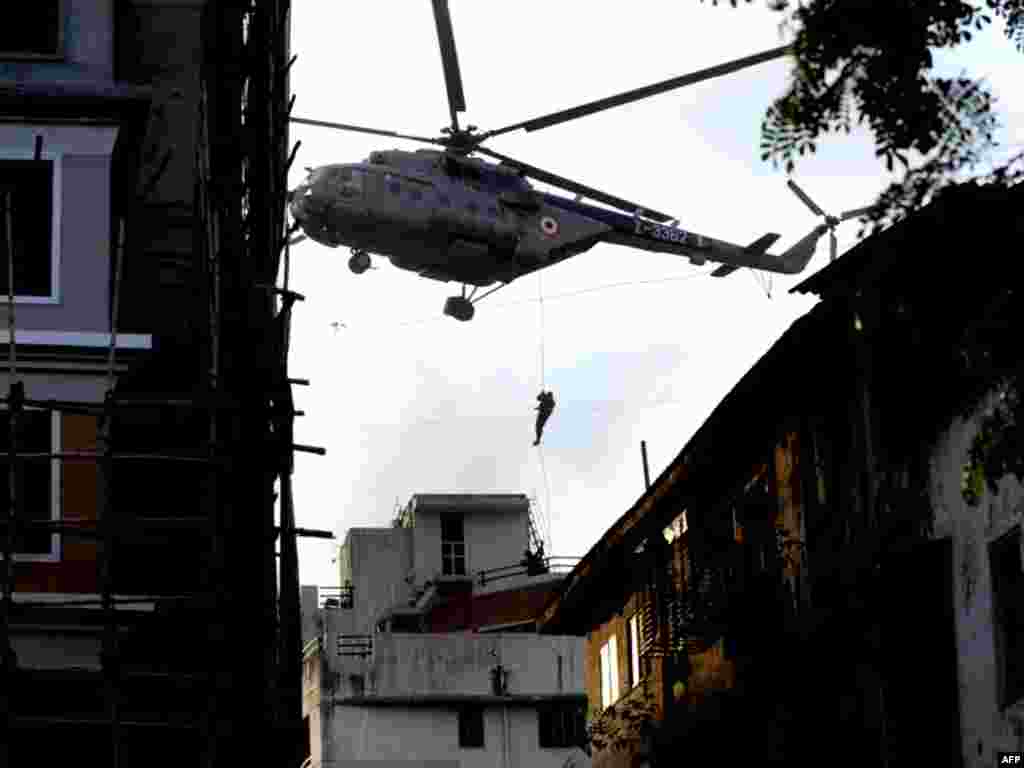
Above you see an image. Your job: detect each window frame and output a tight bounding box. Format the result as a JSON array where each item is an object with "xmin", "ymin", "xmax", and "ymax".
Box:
[
  {"xmin": 458, "ymin": 704, "xmax": 485, "ymax": 749},
  {"xmin": 600, "ymin": 635, "xmax": 619, "ymax": 710},
  {"xmin": 0, "ymin": 149, "xmax": 62, "ymax": 304},
  {"xmin": 0, "ymin": 1, "xmax": 64, "ymax": 61},
  {"xmin": 0, "ymin": 408, "xmax": 61, "ymax": 562},
  {"xmin": 538, "ymin": 701, "xmax": 585, "ymax": 749},
  {"xmin": 990, "ymin": 525, "xmax": 1024, "ymax": 709},
  {"xmin": 441, "ymin": 512, "xmax": 466, "ymax": 576},
  {"xmin": 627, "ymin": 613, "xmax": 642, "ymax": 688}
]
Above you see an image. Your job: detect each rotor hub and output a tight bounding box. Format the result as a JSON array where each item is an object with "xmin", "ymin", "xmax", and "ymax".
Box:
[{"xmin": 440, "ymin": 125, "xmax": 480, "ymax": 154}]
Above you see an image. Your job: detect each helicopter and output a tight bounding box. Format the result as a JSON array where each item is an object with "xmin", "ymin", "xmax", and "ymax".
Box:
[{"xmin": 288, "ymin": 1, "xmax": 832, "ymax": 321}]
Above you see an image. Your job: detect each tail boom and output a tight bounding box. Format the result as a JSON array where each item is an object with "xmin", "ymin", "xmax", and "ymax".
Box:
[{"xmin": 603, "ymin": 220, "xmax": 828, "ymax": 276}]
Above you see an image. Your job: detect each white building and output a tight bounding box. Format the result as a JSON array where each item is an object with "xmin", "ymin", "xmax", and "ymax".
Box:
[{"xmin": 301, "ymin": 494, "xmax": 592, "ymax": 768}]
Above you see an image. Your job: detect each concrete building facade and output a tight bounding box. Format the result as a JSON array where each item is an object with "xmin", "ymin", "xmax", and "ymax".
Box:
[{"xmin": 302, "ymin": 493, "xmax": 591, "ymax": 768}]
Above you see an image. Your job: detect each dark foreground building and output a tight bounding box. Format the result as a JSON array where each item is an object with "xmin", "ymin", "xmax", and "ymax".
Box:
[
  {"xmin": 1, "ymin": 2, "xmax": 306, "ymax": 765},
  {"xmin": 540, "ymin": 181, "xmax": 1023, "ymax": 768}
]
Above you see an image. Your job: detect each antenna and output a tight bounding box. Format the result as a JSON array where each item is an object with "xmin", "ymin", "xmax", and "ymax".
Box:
[{"xmin": 786, "ymin": 179, "xmax": 873, "ymax": 262}]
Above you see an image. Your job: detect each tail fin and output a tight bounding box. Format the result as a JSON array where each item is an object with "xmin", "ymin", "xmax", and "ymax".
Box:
[
  {"xmin": 711, "ymin": 233, "xmax": 781, "ymax": 277},
  {"xmin": 775, "ymin": 224, "xmax": 829, "ymax": 274}
]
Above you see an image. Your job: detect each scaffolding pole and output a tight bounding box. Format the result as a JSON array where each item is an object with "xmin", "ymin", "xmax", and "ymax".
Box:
[{"xmin": 1, "ymin": 3, "xmax": 308, "ymax": 765}]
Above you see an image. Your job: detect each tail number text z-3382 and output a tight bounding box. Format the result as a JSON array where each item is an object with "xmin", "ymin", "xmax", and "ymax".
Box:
[{"xmin": 635, "ymin": 219, "xmax": 706, "ymax": 247}]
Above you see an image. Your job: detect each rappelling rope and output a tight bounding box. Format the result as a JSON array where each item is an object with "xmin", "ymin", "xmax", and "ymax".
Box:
[
  {"xmin": 537, "ymin": 443, "xmax": 554, "ymax": 554},
  {"xmin": 535, "ymin": 272, "xmax": 553, "ymax": 553},
  {"xmin": 537, "ymin": 272, "xmax": 546, "ymax": 391}
]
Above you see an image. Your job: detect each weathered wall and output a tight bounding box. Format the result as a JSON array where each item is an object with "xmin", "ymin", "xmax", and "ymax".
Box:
[
  {"xmin": 464, "ymin": 505, "xmax": 529, "ymax": 575},
  {"xmin": 930, "ymin": 390, "xmax": 1024, "ymax": 767},
  {"xmin": 325, "ymin": 704, "xmax": 587, "ymax": 768},
  {"xmin": 427, "ymin": 582, "xmax": 558, "ymax": 632},
  {"xmin": 412, "ymin": 505, "xmax": 530, "ymax": 582},
  {"xmin": 302, "ymin": 647, "xmax": 324, "ymax": 768},
  {"xmin": 366, "ymin": 633, "xmax": 583, "ymax": 697},
  {"xmin": 346, "ymin": 527, "xmax": 413, "ymax": 630}
]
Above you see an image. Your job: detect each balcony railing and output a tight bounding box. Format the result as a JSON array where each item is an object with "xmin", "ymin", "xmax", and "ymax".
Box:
[
  {"xmin": 319, "ymin": 584, "xmax": 353, "ymax": 609},
  {"xmin": 337, "ymin": 634, "xmax": 372, "ymax": 658},
  {"xmin": 476, "ymin": 556, "xmax": 580, "ymax": 587}
]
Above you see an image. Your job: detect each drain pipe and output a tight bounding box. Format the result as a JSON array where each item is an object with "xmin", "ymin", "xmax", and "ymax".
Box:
[{"xmin": 503, "ymin": 703, "xmax": 511, "ymax": 768}]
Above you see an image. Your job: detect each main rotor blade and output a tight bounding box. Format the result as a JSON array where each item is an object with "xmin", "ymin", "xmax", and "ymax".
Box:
[
  {"xmin": 479, "ymin": 45, "xmax": 791, "ymax": 141},
  {"xmin": 839, "ymin": 206, "xmax": 874, "ymax": 220},
  {"xmin": 786, "ymin": 179, "xmax": 826, "ymax": 218},
  {"xmin": 290, "ymin": 117, "xmax": 442, "ymax": 145},
  {"xmin": 475, "ymin": 146, "xmax": 673, "ymax": 223},
  {"xmin": 431, "ymin": 0, "xmax": 467, "ymax": 130}
]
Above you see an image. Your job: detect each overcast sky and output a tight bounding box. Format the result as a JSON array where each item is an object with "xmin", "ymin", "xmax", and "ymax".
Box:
[{"xmin": 285, "ymin": 1, "xmax": 1024, "ymax": 589}]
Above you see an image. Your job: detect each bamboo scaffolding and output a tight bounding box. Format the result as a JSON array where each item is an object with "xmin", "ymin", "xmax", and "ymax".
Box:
[{"xmin": 1, "ymin": 4, "xmax": 310, "ymax": 765}]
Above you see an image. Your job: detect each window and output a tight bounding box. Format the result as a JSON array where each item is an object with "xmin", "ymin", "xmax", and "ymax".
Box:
[
  {"xmin": 599, "ymin": 635, "xmax": 619, "ymax": 709},
  {"xmin": 409, "ymin": 187, "xmax": 423, "ymax": 202},
  {"xmin": 466, "ymin": 201, "xmax": 479, "ymax": 215},
  {"xmin": 439, "ymin": 194, "xmax": 451, "ymax": 207},
  {"xmin": 387, "ymin": 177, "xmax": 401, "ymax": 196},
  {"xmin": 663, "ymin": 509, "xmax": 688, "ymax": 543},
  {"xmin": 0, "ymin": 1, "xmax": 62, "ymax": 58},
  {"xmin": 441, "ymin": 512, "xmax": 466, "ymax": 575},
  {"xmin": 0, "ymin": 159, "xmax": 57, "ymax": 298},
  {"xmin": 0, "ymin": 409, "xmax": 60, "ymax": 559},
  {"xmin": 538, "ymin": 702, "xmax": 585, "ymax": 748},
  {"xmin": 458, "ymin": 705, "xmax": 484, "ymax": 748},
  {"xmin": 627, "ymin": 614, "xmax": 641, "ymax": 688},
  {"xmin": 990, "ymin": 526, "xmax": 1024, "ymax": 708}
]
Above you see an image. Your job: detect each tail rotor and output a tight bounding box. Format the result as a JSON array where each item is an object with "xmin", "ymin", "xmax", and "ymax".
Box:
[{"xmin": 786, "ymin": 179, "xmax": 873, "ymax": 262}]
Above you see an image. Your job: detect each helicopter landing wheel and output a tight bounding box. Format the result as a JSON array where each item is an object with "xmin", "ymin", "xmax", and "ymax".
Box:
[
  {"xmin": 443, "ymin": 296, "xmax": 475, "ymax": 322},
  {"xmin": 348, "ymin": 250, "xmax": 371, "ymax": 274}
]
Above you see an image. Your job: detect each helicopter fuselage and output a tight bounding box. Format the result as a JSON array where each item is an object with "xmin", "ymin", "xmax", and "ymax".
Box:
[
  {"xmin": 289, "ymin": 149, "xmax": 614, "ymax": 286},
  {"xmin": 289, "ymin": 148, "xmax": 824, "ymax": 290}
]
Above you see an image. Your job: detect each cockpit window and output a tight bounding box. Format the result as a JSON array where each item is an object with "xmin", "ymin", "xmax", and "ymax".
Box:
[{"xmin": 328, "ymin": 167, "xmax": 363, "ymax": 199}]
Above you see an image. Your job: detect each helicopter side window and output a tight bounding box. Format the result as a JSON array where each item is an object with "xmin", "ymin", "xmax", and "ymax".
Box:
[
  {"xmin": 439, "ymin": 194, "xmax": 451, "ymax": 207},
  {"xmin": 409, "ymin": 187, "xmax": 424, "ymax": 202},
  {"xmin": 487, "ymin": 206, "xmax": 498, "ymax": 218},
  {"xmin": 466, "ymin": 201, "xmax": 479, "ymax": 215},
  {"xmin": 387, "ymin": 176, "xmax": 401, "ymax": 196}
]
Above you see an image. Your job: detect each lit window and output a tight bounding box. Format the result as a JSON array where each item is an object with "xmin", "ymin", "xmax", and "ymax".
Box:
[
  {"xmin": 0, "ymin": 409, "xmax": 60, "ymax": 559},
  {"xmin": 663, "ymin": 509, "xmax": 688, "ymax": 543},
  {"xmin": 600, "ymin": 635, "xmax": 619, "ymax": 709},
  {"xmin": 0, "ymin": 159, "xmax": 56, "ymax": 298},
  {"xmin": 627, "ymin": 614, "xmax": 641, "ymax": 688}
]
